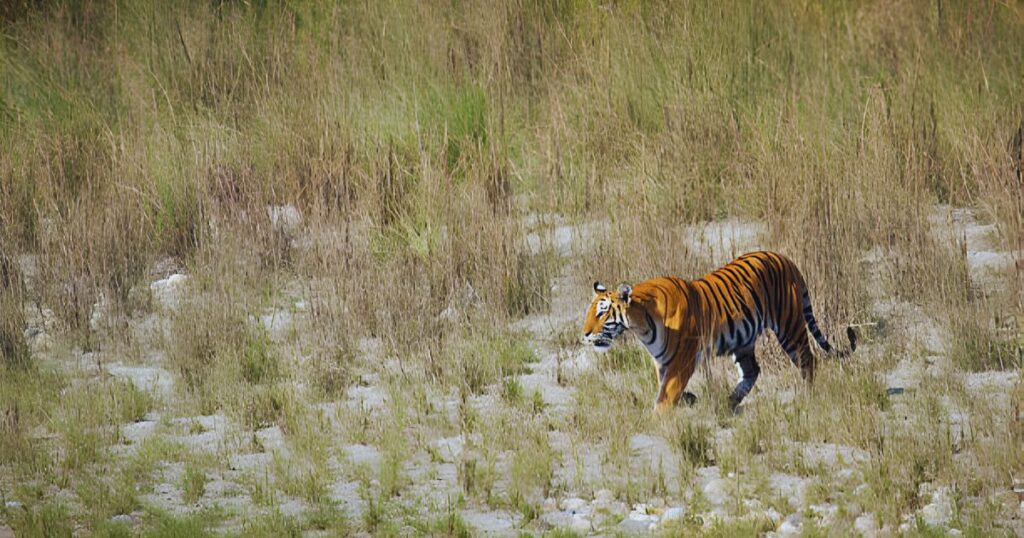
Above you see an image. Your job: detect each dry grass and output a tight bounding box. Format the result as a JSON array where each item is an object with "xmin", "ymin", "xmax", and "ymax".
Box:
[{"xmin": 1, "ymin": 0, "xmax": 1023, "ymax": 535}]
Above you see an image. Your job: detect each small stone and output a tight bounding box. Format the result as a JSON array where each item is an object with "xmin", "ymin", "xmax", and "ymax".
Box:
[
  {"xmin": 561, "ymin": 497, "xmax": 588, "ymax": 512},
  {"xmin": 920, "ymin": 486, "xmax": 953, "ymax": 527},
  {"xmin": 4, "ymin": 501, "xmax": 22, "ymax": 510},
  {"xmin": 267, "ymin": 204, "xmax": 302, "ymax": 234},
  {"xmin": 539, "ymin": 511, "xmax": 571, "ymax": 529},
  {"xmin": 569, "ymin": 514, "xmax": 592, "ymax": 532},
  {"xmin": 433, "ymin": 436, "xmax": 463, "ymax": 464},
  {"xmin": 778, "ymin": 513, "xmax": 802, "ymax": 536},
  {"xmin": 438, "ymin": 306, "xmax": 461, "ymax": 322},
  {"xmin": 110, "ymin": 514, "xmax": 133, "ymax": 524},
  {"xmin": 618, "ymin": 513, "xmax": 657, "ymax": 533},
  {"xmin": 150, "ymin": 273, "xmax": 188, "ymax": 310},
  {"xmin": 594, "ymin": 489, "xmax": 615, "ymax": 503},
  {"xmin": 854, "ymin": 514, "xmax": 877, "ymax": 535},
  {"xmin": 703, "ymin": 478, "xmax": 730, "ymax": 506},
  {"xmin": 541, "ymin": 497, "xmax": 557, "ymax": 512},
  {"xmin": 662, "ymin": 506, "xmax": 685, "ymax": 522}
]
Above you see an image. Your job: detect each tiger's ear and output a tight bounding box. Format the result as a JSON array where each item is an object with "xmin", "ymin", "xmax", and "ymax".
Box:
[
  {"xmin": 593, "ymin": 281, "xmax": 607, "ymax": 295},
  {"xmin": 618, "ymin": 283, "xmax": 632, "ymax": 302}
]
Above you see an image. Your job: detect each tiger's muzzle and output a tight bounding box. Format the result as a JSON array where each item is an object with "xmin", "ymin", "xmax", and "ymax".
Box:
[{"xmin": 585, "ymin": 321, "xmax": 626, "ymax": 351}]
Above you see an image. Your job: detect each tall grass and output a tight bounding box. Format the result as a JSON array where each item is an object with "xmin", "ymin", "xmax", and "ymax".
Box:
[{"xmin": 1, "ymin": 0, "xmax": 1022, "ymax": 533}]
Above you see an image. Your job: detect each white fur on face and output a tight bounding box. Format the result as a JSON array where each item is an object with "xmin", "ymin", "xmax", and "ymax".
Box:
[{"xmin": 595, "ymin": 298, "xmax": 611, "ymax": 317}]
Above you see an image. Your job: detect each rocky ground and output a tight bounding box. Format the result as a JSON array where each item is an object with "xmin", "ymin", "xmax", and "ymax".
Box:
[{"xmin": 3, "ymin": 206, "xmax": 1023, "ymax": 537}]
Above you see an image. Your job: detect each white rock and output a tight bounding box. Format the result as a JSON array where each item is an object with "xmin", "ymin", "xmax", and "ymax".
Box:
[
  {"xmin": 109, "ymin": 514, "xmax": 134, "ymax": 524},
  {"xmin": 346, "ymin": 384, "xmax": 388, "ymax": 412},
  {"xmin": 569, "ymin": 513, "xmax": 592, "ymax": 532},
  {"xmin": 920, "ymin": 486, "xmax": 953, "ymax": 527},
  {"xmin": 778, "ymin": 513, "xmax": 802, "ymax": 536},
  {"xmin": 108, "ymin": 364, "xmax": 174, "ymax": 397},
  {"xmin": 438, "ymin": 306, "xmax": 461, "ymax": 322},
  {"xmin": 259, "ymin": 310, "xmax": 293, "ymax": 341},
  {"xmin": 461, "ymin": 510, "xmax": 517, "ymax": 533},
  {"xmin": 703, "ymin": 478, "xmax": 730, "ymax": 506},
  {"xmin": 433, "ymin": 436, "xmax": 463, "ymax": 464},
  {"xmin": 267, "ymin": 205, "xmax": 303, "ymax": 234},
  {"xmin": 662, "ymin": 506, "xmax": 685, "ymax": 522},
  {"xmin": 799, "ymin": 442, "xmax": 870, "ymax": 468},
  {"xmin": 854, "ymin": 513, "xmax": 877, "ymax": 535},
  {"xmin": 810, "ymin": 503, "xmax": 839, "ymax": 526},
  {"xmin": 89, "ymin": 293, "xmax": 111, "ymax": 332},
  {"xmin": 618, "ymin": 512, "xmax": 658, "ymax": 533},
  {"xmin": 769, "ymin": 473, "xmax": 810, "ymax": 507},
  {"xmin": 594, "ymin": 489, "xmax": 615, "ymax": 503},
  {"xmin": 343, "ymin": 444, "xmax": 382, "ymax": 472},
  {"xmin": 539, "ymin": 511, "xmax": 572, "ymax": 528},
  {"xmin": 560, "ymin": 497, "xmax": 588, "ymax": 512},
  {"xmin": 150, "ymin": 273, "xmax": 188, "ymax": 310},
  {"xmin": 121, "ymin": 420, "xmax": 158, "ymax": 444}
]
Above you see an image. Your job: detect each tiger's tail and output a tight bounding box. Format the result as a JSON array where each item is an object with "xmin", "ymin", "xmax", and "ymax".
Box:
[{"xmin": 801, "ymin": 290, "xmax": 857, "ymax": 358}]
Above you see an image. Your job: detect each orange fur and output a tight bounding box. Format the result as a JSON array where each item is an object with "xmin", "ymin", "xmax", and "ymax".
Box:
[{"xmin": 582, "ymin": 251, "xmax": 855, "ymax": 413}]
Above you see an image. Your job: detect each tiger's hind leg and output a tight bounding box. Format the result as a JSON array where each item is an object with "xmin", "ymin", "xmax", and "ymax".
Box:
[
  {"xmin": 783, "ymin": 339, "xmax": 816, "ymax": 383},
  {"xmin": 729, "ymin": 345, "xmax": 760, "ymax": 412},
  {"xmin": 772, "ymin": 308, "xmax": 817, "ymax": 383}
]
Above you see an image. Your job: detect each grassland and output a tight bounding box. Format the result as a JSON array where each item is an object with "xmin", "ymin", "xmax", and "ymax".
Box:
[{"xmin": 1, "ymin": 1, "xmax": 1023, "ymax": 536}]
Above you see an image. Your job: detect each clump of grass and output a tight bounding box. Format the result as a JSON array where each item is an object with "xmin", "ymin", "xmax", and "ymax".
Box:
[
  {"xmin": 141, "ymin": 508, "xmax": 224, "ymax": 538},
  {"xmin": 181, "ymin": 463, "xmax": 207, "ymax": 505},
  {"xmin": 0, "ymin": 252, "xmax": 30, "ymax": 368},
  {"xmin": 5, "ymin": 499, "xmax": 75, "ymax": 538},
  {"xmin": 301, "ymin": 503, "xmax": 349, "ymax": 535},
  {"xmin": 507, "ymin": 428, "xmax": 555, "ymax": 503},
  {"xmin": 307, "ymin": 344, "xmax": 355, "ymax": 400},
  {"xmin": 667, "ymin": 420, "xmax": 715, "ymax": 468},
  {"xmin": 456, "ymin": 332, "xmax": 538, "ymax": 394},
  {"xmin": 948, "ymin": 303, "xmax": 1022, "ymax": 371},
  {"xmin": 242, "ymin": 469, "xmax": 277, "ymax": 509},
  {"xmin": 166, "ymin": 297, "xmax": 284, "ymax": 418},
  {"xmin": 504, "ymin": 248, "xmax": 557, "ymax": 317}
]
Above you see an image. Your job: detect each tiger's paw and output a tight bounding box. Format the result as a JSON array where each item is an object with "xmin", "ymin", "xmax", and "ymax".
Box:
[
  {"xmin": 728, "ymin": 395, "xmax": 744, "ymax": 415},
  {"xmin": 681, "ymin": 392, "xmax": 697, "ymax": 407}
]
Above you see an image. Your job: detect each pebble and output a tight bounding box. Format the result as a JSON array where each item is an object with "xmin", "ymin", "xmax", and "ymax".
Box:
[
  {"xmin": 854, "ymin": 513, "xmax": 877, "ymax": 535},
  {"xmin": 778, "ymin": 513, "xmax": 802, "ymax": 536},
  {"xmin": 662, "ymin": 506, "xmax": 685, "ymax": 522},
  {"xmin": 618, "ymin": 512, "xmax": 658, "ymax": 533},
  {"xmin": 560, "ymin": 497, "xmax": 588, "ymax": 513}
]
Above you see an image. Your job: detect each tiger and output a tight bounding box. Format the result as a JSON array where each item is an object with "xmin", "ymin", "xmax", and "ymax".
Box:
[{"xmin": 581, "ymin": 251, "xmax": 856, "ymax": 413}]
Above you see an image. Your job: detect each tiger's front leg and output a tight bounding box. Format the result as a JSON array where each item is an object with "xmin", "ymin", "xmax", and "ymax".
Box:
[{"xmin": 653, "ymin": 351, "xmax": 698, "ymax": 414}]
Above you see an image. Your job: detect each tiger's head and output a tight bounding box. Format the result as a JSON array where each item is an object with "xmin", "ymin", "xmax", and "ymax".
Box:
[{"xmin": 582, "ymin": 281, "xmax": 633, "ymax": 352}]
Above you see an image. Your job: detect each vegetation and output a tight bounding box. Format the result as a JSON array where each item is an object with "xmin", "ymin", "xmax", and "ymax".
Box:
[{"xmin": 1, "ymin": 0, "xmax": 1022, "ymax": 535}]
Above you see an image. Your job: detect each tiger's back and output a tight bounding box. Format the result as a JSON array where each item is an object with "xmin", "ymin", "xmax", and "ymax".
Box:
[{"xmin": 583, "ymin": 251, "xmax": 856, "ymax": 413}]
